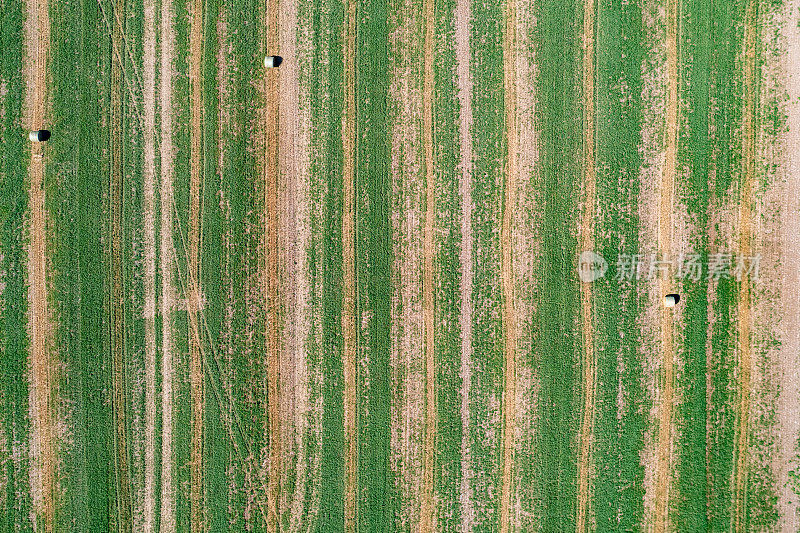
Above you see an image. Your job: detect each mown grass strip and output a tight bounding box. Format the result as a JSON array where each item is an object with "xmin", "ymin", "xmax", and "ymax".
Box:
[
  {"xmin": 530, "ymin": 0, "xmax": 582, "ymax": 527},
  {"xmin": 592, "ymin": 0, "xmax": 647, "ymax": 528},
  {"xmin": 47, "ymin": 0, "xmax": 114, "ymax": 526},
  {"xmin": 673, "ymin": 0, "xmax": 713, "ymax": 527},
  {"xmin": 354, "ymin": 0, "xmax": 394, "ymax": 529},
  {"xmin": 0, "ymin": 0, "xmax": 32, "ymax": 527},
  {"xmin": 432, "ymin": 0, "xmax": 467, "ymax": 527},
  {"xmin": 308, "ymin": 0, "xmax": 346, "ymax": 528},
  {"xmin": 469, "ymin": 0, "xmax": 506, "ymax": 526}
]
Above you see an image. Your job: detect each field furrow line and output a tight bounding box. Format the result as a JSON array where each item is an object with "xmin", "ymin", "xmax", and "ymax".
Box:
[
  {"xmin": 733, "ymin": 1, "xmax": 758, "ymax": 529},
  {"xmin": 264, "ymin": 0, "xmax": 282, "ymax": 529},
  {"xmin": 653, "ymin": 0, "xmax": 678, "ymax": 529},
  {"xmin": 342, "ymin": 0, "xmax": 358, "ymax": 530},
  {"xmin": 142, "ymin": 0, "xmax": 157, "ymax": 527},
  {"xmin": 189, "ymin": 0, "xmax": 205, "ymax": 525},
  {"xmin": 158, "ymin": 0, "xmax": 177, "ymax": 524},
  {"xmin": 110, "ymin": 0, "xmax": 132, "ymax": 524},
  {"xmin": 576, "ymin": 0, "xmax": 596, "ymax": 528},
  {"xmin": 419, "ymin": 0, "xmax": 436, "ymax": 526},
  {"xmin": 24, "ymin": 0, "xmax": 54, "ymax": 526},
  {"xmin": 499, "ymin": 0, "xmax": 518, "ymax": 529},
  {"xmin": 454, "ymin": 0, "xmax": 474, "ymax": 526}
]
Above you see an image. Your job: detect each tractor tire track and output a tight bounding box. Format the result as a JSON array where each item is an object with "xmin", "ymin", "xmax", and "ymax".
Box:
[
  {"xmin": 419, "ymin": 0, "xmax": 436, "ymax": 527},
  {"xmin": 342, "ymin": 0, "xmax": 358, "ymax": 530},
  {"xmin": 499, "ymin": 0, "xmax": 518, "ymax": 529},
  {"xmin": 189, "ymin": 0, "xmax": 205, "ymax": 526},
  {"xmin": 733, "ymin": 1, "xmax": 759, "ymax": 529},
  {"xmin": 653, "ymin": 0, "xmax": 678, "ymax": 530},
  {"xmin": 576, "ymin": 0, "xmax": 596, "ymax": 528},
  {"xmin": 24, "ymin": 0, "xmax": 54, "ymax": 526}
]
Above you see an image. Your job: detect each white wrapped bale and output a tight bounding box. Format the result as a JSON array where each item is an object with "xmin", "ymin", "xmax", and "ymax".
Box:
[
  {"xmin": 264, "ymin": 55, "xmax": 283, "ymax": 68},
  {"xmin": 29, "ymin": 130, "xmax": 51, "ymax": 142}
]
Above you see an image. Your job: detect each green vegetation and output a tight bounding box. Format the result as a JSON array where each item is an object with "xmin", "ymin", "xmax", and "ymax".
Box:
[
  {"xmin": 46, "ymin": 0, "xmax": 114, "ymax": 526},
  {"xmin": 593, "ymin": 0, "xmax": 648, "ymax": 528},
  {"xmin": 433, "ymin": 0, "xmax": 466, "ymax": 529},
  {"xmin": 1, "ymin": 0, "xmax": 793, "ymax": 528},
  {"xmin": 529, "ymin": 0, "xmax": 582, "ymax": 528},
  {"xmin": 355, "ymin": 0, "xmax": 395, "ymax": 530},
  {"xmin": 468, "ymin": 0, "xmax": 506, "ymax": 528},
  {"xmin": 0, "ymin": 0, "xmax": 32, "ymax": 528},
  {"xmin": 307, "ymin": 0, "xmax": 346, "ymax": 530}
]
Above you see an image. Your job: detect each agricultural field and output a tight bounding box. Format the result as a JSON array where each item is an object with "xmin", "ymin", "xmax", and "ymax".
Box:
[{"xmin": 2, "ymin": 0, "xmax": 800, "ymax": 528}]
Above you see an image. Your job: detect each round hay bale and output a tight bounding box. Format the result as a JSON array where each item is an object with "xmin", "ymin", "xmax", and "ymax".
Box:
[
  {"xmin": 264, "ymin": 55, "xmax": 283, "ymax": 68},
  {"xmin": 664, "ymin": 294, "xmax": 680, "ymax": 308},
  {"xmin": 29, "ymin": 130, "xmax": 51, "ymax": 142}
]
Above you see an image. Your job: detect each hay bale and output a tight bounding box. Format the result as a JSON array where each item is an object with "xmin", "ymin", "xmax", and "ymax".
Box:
[
  {"xmin": 264, "ymin": 55, "xmax": 283, "ymax": 68},
  {"xmin": 29, "ymin": 130, "xmax": 51, "ymax": 142}
]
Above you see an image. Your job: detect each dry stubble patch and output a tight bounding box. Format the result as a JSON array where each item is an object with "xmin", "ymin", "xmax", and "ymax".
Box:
[
  {"xmin": 775, "ymin": 1, "xmax": 800, "ymax": 528},
  {"xmin": 653, "ymin": 0, "xmax": 678, "ymax": 529},
  {"xmin": 419, "ymin": 0, "xmax": 437, "ymax": 527},
  {"xmin": 25, "ymin": 0, "xmax": 55, "ymax": 526},
  {"xmin": 142, "ymin": 0, "xmax": 158, "ymax": 528},
  {"xmin": 158, "ymin": 0, "xmax": 177, "ymax": 525},
  {"xmin": 511, "ymin": 0, "xmax": 540, "ymax": 527},
  {"xmin": 264, "ymin": 6, "xmax": 282, "ymax": 533},
  {"xmin": 637, "ymin": 0, "xmax": 667, "ymax": 521},
  {"xmin": 342, "ymin": 0, "xmax": 358, "ymax": 530},
  {"xmin": 454, "ymin": 0, "xmax": 475, "ymax": 527},
  {"xmin": 732, "ymin": 1, "xmax": 758, "ymax": 529},
  {"xmin": 278, "ymin": 0, "xmax": 315, "ymax": 525},
  {"xmin": 388, "ymin": 0, "xmax": 425, "ymax": 526},
  {"xmin": 576, "ymin": 0, "xmax": 596, "ymax": 528},
  {"xmin": 499, "ymin": 0, "xmax": 518, "ymax": 530}
]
